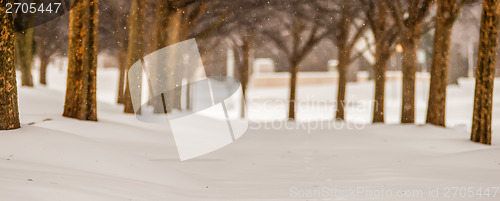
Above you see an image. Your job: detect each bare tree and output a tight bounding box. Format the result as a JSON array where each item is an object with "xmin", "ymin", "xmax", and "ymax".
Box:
[
  {"xmin": 470, "ymin": 0, "xmax": 500, "ymax": 145},
  {"xmin": 0, "ymin": 0, "xmax": 21, "ymax": 130},
  {"xmin": 361, "ymin": 0, "xmax": 400, "ymax": 123},
  {"xmin": 264, "ymin": 2, "xmax": 330, "ymax": 120},
  {"xmin": 426, "ymin": 0, "xmax": 474, "ymax": 127},
  {"xmin": 319, "ymin": 0, "xmax": 368, "ymax": 120},
  {"xmin": 218, "ymin": 1, "xmax": 273, "ymax": 118},
  {"xmin": 63, "ymin": 0, "xmax": 99, "ymax": 121},
  {"xmin": 385, "ymin": 0, "xmax": 435, "ymax": 124}
]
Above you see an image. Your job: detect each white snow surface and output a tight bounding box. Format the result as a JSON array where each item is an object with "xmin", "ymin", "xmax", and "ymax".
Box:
[{"xmin": 0, "ymin": 67, "xmax": 499, "ymax": 201}]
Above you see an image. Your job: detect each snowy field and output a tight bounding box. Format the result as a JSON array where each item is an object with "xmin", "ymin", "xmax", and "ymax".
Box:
[{"xmin": 0, "ymin": 65, "xmax": 499, "ymax": 201}]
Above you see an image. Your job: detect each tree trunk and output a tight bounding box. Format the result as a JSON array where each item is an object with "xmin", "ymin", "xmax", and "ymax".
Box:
[
  {"xmin": 373, "ymin": 46, "xmax": 390, "ymax": 123},
  {"xmin": 169, "ymin": 10, "xmax": 183, "ymax": 111},
  {"xmin": 116, "ymin": 49, "xmax": 127, "ymax": 104},
  {"xmin": 426, "ymin": 0, "xmax": 455, "ymax": 127},
  {"xmin": 471, "ymin": 0, "xmax": 500, "ymax": 145},
  {"xmin": 123, "ymin": 0, "xmax": 146, "ymax": 114},
  {"xmin": 240, "ymin": 35, "xmax": 254, "ymax": 118},
  {"xmin": 63, "ymin": 0, "xmax": 99, "ymax": 121},
  {"xmin": 401, "ymin": 36, "xmax": 419, "ymax": 124},
  {"xmin": 288, "ymin": 60, "xmax": 299, "ymax": 120},
  {"xmin": 0, "ymin": 0, "xmax": 21, "ymax": 130},
  {"xmin": 149, "ymin": 5, "xmax": 166, "ymax": 112},
  {"xmin": 186, "ymin": 81, "xmax": 191, "ymax": 110},
  {"xmin": 233, "ymin": 45, "xmax": 244, "ymax": 117},
  {"xmin": 240, "ymin": 48, "xmax": 249, "ymax": 119},
  {"xmin": 16, "ymin": 29, "xmax": 35, "ymax": 87},
  {"xmin": 39, "ymin": 55, "xmax": 50, "ymax": 85},
  {"xmin": 335, "ymin": 47, "xmax": 350, "ymax": 120}
]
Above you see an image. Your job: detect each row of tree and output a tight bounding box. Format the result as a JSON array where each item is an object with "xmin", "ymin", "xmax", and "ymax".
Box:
[{"xmin": 0, "ymin": 0, "xmax": 498, "ymax": 145}]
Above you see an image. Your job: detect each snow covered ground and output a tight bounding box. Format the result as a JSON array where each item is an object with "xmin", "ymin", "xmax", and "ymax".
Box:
[{"xmin": 0, "ymin": 66, "xmax": 499, "ymax": 200}]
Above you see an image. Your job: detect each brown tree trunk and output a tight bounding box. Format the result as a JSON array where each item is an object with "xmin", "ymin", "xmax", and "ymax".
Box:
[
  {"xmin": 401, "ymin": 36, "xmax": 419, "ymax": 124},
  {"xmin": 288, "ymin": 60, "xmax": 299, "ymax": 120},
  {"xmin": 169, "ymin": 10, "xmax": 183, "ymax": 111},
  {"xmin": 373, "ymin": 46, "xmax": 390, "ymax": 123},
  {"xmin": 240, "ymin": 35, "xmax": 255, "ymax": 118},
  {"xmin": 150, "ymin": 1, "xmax": 170, "ymax": 113},
  {"xmin": 116, "ymin": 49, "xmax": 127, "ymax": 104},
  {"xmin": 0, "ymin": 0, "xmax": 21, "ymax": 130},
  {"xmin": 335, "ymin": 48, "xmax": 350, "ymax": 120},
  {"xmin": 471, "ymin": 0, "xmax": 500, "ymax": 145},
  {"xmin": 39, "ymin": 55, "xmax": 50, "ymax": 85},
  {"xmin": 123, "ymin": 0, "xmax": 146, "ymax": 114},
  {"xmin": 334, "ymin": 7, "xmax": 352, "ymax": 121},
  {"xmin": 16, "ymin": 29, "xmax": 35, "ymax": 87},
  {"xmin": 371, "ymin": 0, "xmax": 391, "ymax": 123},
  {"xmin": 63, "ymin": 0, "xmax": 99, "ymax": 121},
  {"xmin": 426, "ymin": 0, "xmax": 456, "ymax": 127},
  {"xmin": 240, "ymin": 49, "xmax": 249, "ymax": 119},
  {"xmin": 186, "ymin": 81, "xmax": 191, "ymax": 110},
  {"xmin": 232, "ymin": 45, "xmax": 244, "ymax": 117}
]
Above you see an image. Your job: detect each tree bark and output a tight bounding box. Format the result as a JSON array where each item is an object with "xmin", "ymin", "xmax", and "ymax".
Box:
[
  {"xmin": 123, "ymin": 0, "xmax": 146, "ymax": 114},
  {"xmin": 471, "ymin": 0, "xmax": 500, "ymax": 145},
  {"xmin": 63, "ymin": 0, "xmax": 99, "ymax": 121},
  {"xmin": 0, "ymin": 0, "xmax": 21, "ymax": 130},
  {"xmin": 426, "ymin": 0, "xmax": 456, "ymax": 127},
  {"xmin": 401, "ymin": 36, "xmax": 419, "ymax": 124}
]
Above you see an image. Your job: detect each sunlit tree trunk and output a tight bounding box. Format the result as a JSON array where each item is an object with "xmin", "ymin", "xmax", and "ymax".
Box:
[
  {"xmin": 0, "ymin": 0, "xmax": 21, "ymax": 130},
  {"xmin": 63, "ymin": 0, "xmax": 99, "ymax": 121},
  {"xmin": 123, "ymin": 0, "xmax": 146, "ymax": 114},
  {"xmin": 471, "ymin": 0, "xmax": 500, "ymax": 145}
]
